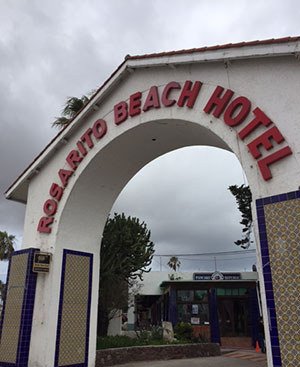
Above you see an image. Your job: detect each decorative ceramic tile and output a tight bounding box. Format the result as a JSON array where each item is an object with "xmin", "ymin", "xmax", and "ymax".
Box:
[
  {"xmin": 0, "ymin": 248, "xmax": 38, "ymax": 367},
  {"xmin": 264, "ymin": 199, "xmax": 300, "ymax": 367},
  {"xmin": 0, "ymin": 253, "xmax": 28, "ymax": 364},
  {"xmin": 55, "ymin": 250, "xmax": 93, "ymax": 367},
  {"xmin": 257, "ymin": 191, "xmax": 300, "ymax": 367}
]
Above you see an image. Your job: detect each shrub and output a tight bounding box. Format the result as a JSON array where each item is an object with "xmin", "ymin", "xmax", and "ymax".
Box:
[
  {"xmin": 97, "ymin": 325, "xmax": 192, "ymax": 350},
  {"xmin": 138, "ymin": 325, "xmax": 163, "ymax": 343},
  {"xmin": 149, "ymin": 325, "xmax": 163, "ymax": 341},
  {"xmin": 97, "ymin": 335, "xmax": 140, "ymax": 349},
  {"xmin": 174, "ymin": 322, "xmax": 194, "ymax": 342}
]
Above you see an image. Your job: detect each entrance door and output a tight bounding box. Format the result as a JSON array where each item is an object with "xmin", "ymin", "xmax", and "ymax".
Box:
[{"xmin": 218, "ymin": 298, "xmax": 250, "ymax": 337}]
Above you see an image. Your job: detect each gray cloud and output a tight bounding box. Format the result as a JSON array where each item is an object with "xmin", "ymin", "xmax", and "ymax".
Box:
[{"xmin": 0, "ymin": 0, "xmax": 298, "ymax": 274}]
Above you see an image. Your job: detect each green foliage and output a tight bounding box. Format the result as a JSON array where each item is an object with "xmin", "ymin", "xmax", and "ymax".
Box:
[
  {"xmin": 100, "ymin": 213, "xmax": 155, "ymax": 283},
  {"xmin": 149, "ymin": 325, "xmax": 163, "ymax": 341},
  {"xmin": 96, "ymin": 331, "xmax": 184, "ymax": 350},
  {"xmin": 0, "ymin": 280, "xmax": 6, "ymax": 303},
  {"xmin": 98, "ymin": 213, "xmax": 155, "ymax": 336},
  {"xmin": 174, "ymin": 322, "xmax": 194, "ymax": 342},
  {"xmin": 97, "ymin": 335, "xmax": 141, "ymax": 349},
  {"xmin": 228, "ymin": 184, "xmax": 253, "ymax": 249},
  {"xmin": 138, "ymin": 325, "xmax": 163, "ymax": 343},
  {"xmin": 0, "ymin": 231, "xmax": 15, "ymax": 261},
  {"xmin": 52, "ymin": 95, "xmax": 90, "ymax": 128}
]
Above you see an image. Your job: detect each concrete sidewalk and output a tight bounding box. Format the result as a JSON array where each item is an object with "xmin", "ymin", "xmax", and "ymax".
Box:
[{"xmin": 116, "ymin": 350, "xmax": 267, "ymax": 367}]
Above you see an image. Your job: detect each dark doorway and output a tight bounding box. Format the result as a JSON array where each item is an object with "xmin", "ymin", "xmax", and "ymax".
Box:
[{"xmin": 218, "ymin": 298, "xmax": 250, "ymax": 337}]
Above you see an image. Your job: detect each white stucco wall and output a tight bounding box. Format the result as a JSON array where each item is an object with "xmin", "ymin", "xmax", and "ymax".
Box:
[{"xmin": 135, "ymin": 271, "xmax": 258, "ymax": 296}]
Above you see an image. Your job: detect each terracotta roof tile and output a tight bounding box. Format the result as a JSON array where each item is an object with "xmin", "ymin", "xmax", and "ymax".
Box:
[{"xmin": 126, "ymin": 37, "xmax": 299, "ymax": 61}]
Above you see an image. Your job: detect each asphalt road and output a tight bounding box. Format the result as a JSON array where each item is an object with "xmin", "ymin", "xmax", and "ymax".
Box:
[{"xmin": 117, "ymin": 350, "xmax": 268, "ymax": 367}]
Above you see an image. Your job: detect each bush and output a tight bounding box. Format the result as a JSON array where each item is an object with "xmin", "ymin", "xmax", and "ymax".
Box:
[
  {"xmin": 138, "ymin": 325, "xmax": 163, "ymax": 343},
  {"xmin": 97, "ymin": 335, "xmax": 140, "ymax": 349},
  {"xmin": 150, "ymin": 325, "xmax": 163, "ymax": 341},
  {"xmin": 174, "ymin": 322, "xmax": 194, "ymax": 342},
  {"xmin": 97, "ymin": 324, "xmax": 196, "ymax": 350}
]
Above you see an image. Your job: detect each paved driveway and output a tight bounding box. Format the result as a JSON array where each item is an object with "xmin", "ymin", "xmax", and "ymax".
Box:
[{"xmin": 117, "ymin": 350, "xmax": 267, "ymax": 367}]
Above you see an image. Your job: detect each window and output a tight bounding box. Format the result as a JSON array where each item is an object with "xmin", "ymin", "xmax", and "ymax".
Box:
[
  {"xmin": 177, "ymin": 290, "xmax": 193, "ymax": 302},
  {"xmin": 195, "ymin": 290, "xmax": 208, "ymax": 302},
  {"xmin": 177, "ymin": 304, "xmax": 191, "ymax": 323},
  {"xmin": 177, "ymin": 289, "xmax": 209, "ymax": 325},
  {"xmin": 216, "ymin": 288, "xmax": 225, "ymax": 296},
  {"xmin": 216, "ymin": 288, "xmax": 249, "ymax": 296},
  {"xmin": 225, "ymin": 289, "xmax": 231, "ymax": 296}
]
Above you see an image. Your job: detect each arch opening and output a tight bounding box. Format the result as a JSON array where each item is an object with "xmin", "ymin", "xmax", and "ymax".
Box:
[
  {"xmin": 55, "ymin": 117, "xmax": 259, "ymax": 351},
  {"xmin": 56, "ymin": 118, "xmax": 240, "ymax": 250}
]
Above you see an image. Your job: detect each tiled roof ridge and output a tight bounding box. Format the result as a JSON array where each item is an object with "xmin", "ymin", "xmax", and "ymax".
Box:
[
  {"xmin": 125, "ymin": 36, "xmax": 300, "ymax": 61},
  {"xmin": 5, "ymin": 36, "xmax": 300, "ymax": 197}
]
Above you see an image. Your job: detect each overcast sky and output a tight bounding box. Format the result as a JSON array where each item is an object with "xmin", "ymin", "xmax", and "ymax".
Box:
[{"xmin": 1, "ymin": 0, "xmax": 299, "ymax": 279}]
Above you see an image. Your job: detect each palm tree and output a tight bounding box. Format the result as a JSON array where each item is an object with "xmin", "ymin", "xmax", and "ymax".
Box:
[
  {"xmin": 167, "ymin": 256, "xmax": 181, "ymax": 272},
  {"xmin": 52, "ymin": 95, "xmax": 90, "ymax": 129},
  {"xmin": 0, "ymin": 231, "xmax": 15, "ymax": 261}
]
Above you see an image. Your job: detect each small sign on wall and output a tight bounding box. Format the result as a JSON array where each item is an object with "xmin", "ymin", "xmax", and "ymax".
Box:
[
  {"xmin": 191, "ymin": 317, "xmax": 200, "ymax": 325},
  {"xmin": 32, "ymin": 252, "xmax": 51, "ymax": 273},
  {"xmin": 192, "ymin": 304, "xmax": 199, "ymax": 314}
]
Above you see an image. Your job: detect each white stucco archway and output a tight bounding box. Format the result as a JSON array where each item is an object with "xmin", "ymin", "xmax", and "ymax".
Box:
[{"xmin": 2, "ymin": 37, "xmax": 300, "ymax": 367}]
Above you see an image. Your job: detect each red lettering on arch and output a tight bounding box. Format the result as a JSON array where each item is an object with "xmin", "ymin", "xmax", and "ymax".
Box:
[
  {"xmin": 143, "ymin": 86, "xmax": 160, "ymax": 112},
  {"xmin": 204, "ymin": 86, "xmax": 234, "ymax": 117},
  {"xmin": 49, "ymin": 183, "xmax": 63, "ymax": 201},
  {"xmin": 66, "ymin": 150, "xmax": 83, "ymax": 170},
  {"xmin": 248, "ymin": 126, "xmax": 285, "ymax": 159},
  {"xmin": 93, "ymin": 119, "xmax": 107, "ymax": 139},
  {"xmin": 177, "ymin": 81, "xmax": 202, "ymax": 108},
  {"xmin": 58, "ymin": 169, "xmax": 73, "ymax": 187},
  {"xmin": 162, "ymin": 81, "xmax": 181, "ymax": 107},
  {"xmin": 43, "ymin": 199, "xmax": 57, "ymax": 216},
  {"xmin": 129, "ymin": 92, "xmax": 142, "ymax": 117},
  {"xmin": 238, "ymin": 107, "xmax": 272, "ymax": 140},
  {"xmin": 114, "ymin": 101, "xmax": 128, "ymax": 125},
  {"xmin": 258, "ymin": 146, "xmax": 292, "ymax": 181},
  {"xmin": 223, "ymin": 97, "xmax": 251, "ymax": 127},
  {"xmin": 76, "ymin": 140, "xmax": 87, "ymax": 156},
  {"xmin": 81, "ymin": 128, "xmax": 94, "ymax": 149},
  {"xmin": 37, "ymin": 217, "xmax": 54, "ymax": 233}
]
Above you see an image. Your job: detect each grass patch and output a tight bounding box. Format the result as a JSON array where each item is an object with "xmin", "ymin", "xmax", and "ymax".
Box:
[{"xmin": 97, "ymin": 335, "xmax": 141, "ymax": 349}]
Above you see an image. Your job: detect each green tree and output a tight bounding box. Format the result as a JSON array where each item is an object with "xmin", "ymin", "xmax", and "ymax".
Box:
[
  {"xmin": 167, "ymin": 256, "xmax": 181, "ymax": 272},
  {"xmin": 228, "ymin": 184, "xmax": 253, "ymax": 249},
  {"xmin": 0, "ymin": 231, "xmax": 15, "ymax": 309},
  {"xmin": 0, "ymin": 231, "xmax": 15, "ymax": 260},
  {"xmin": 98, "ymin": 213, "xmax": 155, "ymax": 336},
  {"xmin": 0, "ymin": 280, "xmax": 5, "ymax": 304},
  {"xmin": 52, "ymin": 95, "xmax": 90, "ymax": 128}
]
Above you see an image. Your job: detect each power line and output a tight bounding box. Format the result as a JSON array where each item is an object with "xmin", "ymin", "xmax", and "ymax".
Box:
[
  {"xmin": 179, "ymin": 256, "xmax": 256, "ymax": 262},
  {"xmin": 153, "ymin": 249, "xmax": 256, "ymax": 257}
]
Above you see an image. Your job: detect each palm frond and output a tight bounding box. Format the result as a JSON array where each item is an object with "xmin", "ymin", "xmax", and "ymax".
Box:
[
  {"xmin": 51, "ymin": 93, "xmax": 91, "ymax": 130},
  {"xmin": 52, "ymin": 116, "xmax": 70, "ymax": 129},
  {"xmin": 62, "ymin": 95, "xmax": 89, "ymax": 118}
]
